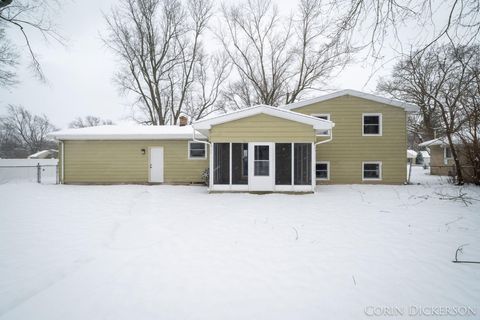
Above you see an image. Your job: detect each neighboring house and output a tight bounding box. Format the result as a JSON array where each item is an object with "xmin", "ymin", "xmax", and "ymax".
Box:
[
  {"xmin": 28, "ymin": 149, "xmax": 58, "ymax": 159},
  {"xmin": 419, "ymin": 137, "xmax": 466, "ymax": 177},
  {"xmin": 49, "ymin": 89, "xmax": 418, "ymax": 192}
]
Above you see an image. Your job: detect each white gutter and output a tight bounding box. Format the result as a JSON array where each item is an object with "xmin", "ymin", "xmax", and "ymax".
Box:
[
  {"xmin": 315, "ymin": 129, "xmax": 333, "ymax": 145},
  {"xmin": 61, "ymin": 140, "xmax": 64, "ymax": 184}
]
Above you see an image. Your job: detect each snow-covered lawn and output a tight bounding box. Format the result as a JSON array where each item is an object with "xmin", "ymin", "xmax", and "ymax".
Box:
[{"xmin": 1, "ymin": 167, "xmax": 479, "ymax": 319}]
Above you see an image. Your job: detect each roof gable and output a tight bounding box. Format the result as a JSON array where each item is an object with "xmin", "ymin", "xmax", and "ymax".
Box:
[
  {"xmin": 192, "ymin": 105, "xmax": 334, "ymax": 131},
  {"xmin": 280, "ymin": 89, "xmax": 419, "ymax": 112}
]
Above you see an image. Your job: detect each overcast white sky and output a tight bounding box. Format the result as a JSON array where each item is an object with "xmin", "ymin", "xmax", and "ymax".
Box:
[{"xmin": 0, "ymin": 0, "xmax": 428, "ymax": 129}]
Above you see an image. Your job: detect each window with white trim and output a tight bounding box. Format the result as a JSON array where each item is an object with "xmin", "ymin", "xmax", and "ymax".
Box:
[
  {"xmin": 188, "ymin": 142, "xmax": 206, "ymax": 159},
  {"xmin": 362, "ymin": 113, "xmax": 382, "ymax": 136},
  {"xmin": 312, "ymin": 113, "xmax": 330, "ymax": 136},
  {"xmin": 315, "ymin": 161, "xmax": 329, "ymax": 180},
  {"xmin": 363, "ymin": 162, "xmax": 382, "ymax": 180}
]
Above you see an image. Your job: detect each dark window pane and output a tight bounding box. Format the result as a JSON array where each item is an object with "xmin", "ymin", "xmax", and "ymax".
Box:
[
  {"xmin": 190, "ymin": 149, "xmax": 205, "ymax": 157},
  {"xmin": 316, "ymin": 163, "xmax": 328, "ymax": 179},
  {"xmin": 364, "ymin": 116, "xmax": 379, "ymax": 124},
  {"xmin": 363, "ymin": 163, "xmax": 380, "ymax": 179},
  {"xmin": 255, "ymin": 145, "xmax": 269, "ymax": 160},
  {"xmin": 254, "ymin": 161, "xmax": 269, "ymax": 176},
  {"xmin": 294, "ymin": 143, "xmax": 312, "ymax": 185},
  {"xmin": 232, "ymin": 143, "xmax": 248, "ymax": 184},
  {"xmin": 189, "ymin": 143, "xmax": 206, "ymax": 158},
  {"xmin": 363, "ymin": 115, "xmax": 380, "ymax": 134},
  {"xmin": 213, "ymin": 143, "xmax": 230, "ymax": 184},
  {"xmin": 364, "ymin": 125, "xmax": 380, "ymax": 134},
  {"xmin": 275, "ymin": 143, "xmax": 292, "ymax": 185},
  {"xmin": 445, "ymin": 147, "xmax": 452, "ymax": 158}
]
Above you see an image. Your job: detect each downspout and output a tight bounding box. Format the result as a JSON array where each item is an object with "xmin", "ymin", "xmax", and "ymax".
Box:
[
  {"xmin": 61, "ymin": 140, "xmax": 65, "ymax": 184},
  {"xmin": 192, "ymin": 127, "xmax": 212, "ymax": 187},
  {"xmin": 315, "ymin": 129, "xmax": 333, "ymax": 145}
]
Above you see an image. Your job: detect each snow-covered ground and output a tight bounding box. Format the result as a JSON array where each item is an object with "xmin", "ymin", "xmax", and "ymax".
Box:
[{"xmin": 0, "ymin": 167, "xmax": 479, "ymax": 319}]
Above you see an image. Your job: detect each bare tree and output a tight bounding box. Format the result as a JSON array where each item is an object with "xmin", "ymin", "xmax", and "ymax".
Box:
[
  {"xmin": 183, "ymin": 52, "xmax": 230, "ymax": 122},
  {"xmin": 380, "ymin": 44, "xmax": 479, "ymax": 185},
  {"xmin": 0, "ymin": 105, "xmax": 57, "ymax": 156},
  {"xmin": 217, "ymin": 0, "xmax": 350, "ymax": 109},
  {"xmin": 0, "ymin": 0, "xmax": 65, "ymax": 83},
  {"xmin": 377, "ymin": 49, "xmax": 445, "ymax": 145},
  {"xmin": 332, "ymin": 0, "xmax": 480, "ymax": 61},
  {"xmin": 103, "ymin": 0, "xmax": 221, "ymax": 125},
  {"xmin": 69, "ymin": 116, "xmax": 114, "ymax": 129}
]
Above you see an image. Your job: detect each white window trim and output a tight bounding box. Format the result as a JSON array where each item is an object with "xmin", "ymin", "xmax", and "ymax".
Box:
[
  {"xmin": 362, "ymin": 161, "xmax": 382, "ymax": 181},
  {"xmin": 362, "ymin": 113, "xmax": 383, "ymax": 136},
  {"xmin": 315, "ymin": 161, "xmax": 330, "ymax": 180},
  {"xmin": 311, "ymin": 113, "xmax": 331, "ymax": 136},
  {"xmin": 444, "ymin": 146, "xmax": 453, "ymax": 160},
  {"xmin": 188, "ymin": 141, "xmax": 207, "ymax": 160}
]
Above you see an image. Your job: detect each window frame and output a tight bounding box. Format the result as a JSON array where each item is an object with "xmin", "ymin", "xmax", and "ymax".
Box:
[
  {"xmin": 315, "ymin": 161, "xmax": 330, "ymax": 181},
  {"xmin": 188, "ymin": 141, "xmax": 207, "ymax": 160},
  {"xmin": 311, "ymin": 113, "xmax": 331, "ymax": 136},
  {"xmin": 362, "ymin": 161, "xmax": 382, "ymax": 181},
  {"xmin": 362, "ymin": 113, "xmax": 383, "ymax": 136}
]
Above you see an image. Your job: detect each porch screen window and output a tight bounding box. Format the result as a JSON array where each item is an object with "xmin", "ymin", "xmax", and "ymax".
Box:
[
  {"xmin": 275, "ymin": 143, "xmax": 292, "ymax": 185},
  {"xmin": 213, "ymin": 143, "xmax": 230, "ymax": 184},
  {"xmin": 363, "ymin": 162, "xmax": 381, "ymax": 180},
  {"xmin": 363, "ymin": 114, "xmax": 381, "ymax": 135},
  {"xmin": 294, "ymin": 143, "xmax": 312, "ymax": 185},
  {"xmin": 232, "ymin": 143, "xmax": 248, "ymax": 184},
  {"xmin": 254, "ymin": 145, "xmax": 269, "ymax": 176}
]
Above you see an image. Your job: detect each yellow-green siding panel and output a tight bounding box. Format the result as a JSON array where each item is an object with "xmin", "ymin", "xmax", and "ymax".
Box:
[
  {"xmin": 295, "ymin": 95, "xmax": 407, "ymax": 184},
  {"xmin": 210, "ymin": 114, "xmax": 316, "ymax": 142},
  {"xmin": 63, "ymin": 140, "xmax": 208, "ymax": 184}
]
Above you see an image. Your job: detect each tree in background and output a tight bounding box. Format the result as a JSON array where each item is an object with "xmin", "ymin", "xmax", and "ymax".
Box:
[
  {"xmin": 0, "ymin": 105, "xmax": 57, "ymax": 158},
  {"xmin": 103, "ymin": 0, "xmax": 227, "ymax": 125},
  {"xmin": 378, "ymin": 44, "xmax": 480, "ymax": 185},
  {"xmin": 217, "ymin": 0, "xmax": 350, "ymax": 109},
  {"xmin": 69, "ymin": 116, "xmax": 114, "ymax": 129},
  {"xmin": 0, "ymin": 0, "xmax": 64, "ymax": 85}
]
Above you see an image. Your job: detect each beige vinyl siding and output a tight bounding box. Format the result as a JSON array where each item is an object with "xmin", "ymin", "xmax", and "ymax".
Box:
[
  {"xmin": 294, "ymin": 95, "xmax": 407, "ymax": 184},
  {"xmin": 209, "ymin": 113, "xmax": 316, "ymax": 142},
  {"xmin": 63, "ymin": 140, "xmax": 208, "ymax": 184}
]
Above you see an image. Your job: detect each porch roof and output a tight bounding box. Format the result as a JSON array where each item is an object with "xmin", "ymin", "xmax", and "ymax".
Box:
[{"xmin": 192, "ymin": 105, "xmax": 334, "ymax": 135}]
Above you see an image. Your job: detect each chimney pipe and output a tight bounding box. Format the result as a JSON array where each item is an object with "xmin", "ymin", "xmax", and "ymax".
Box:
[{"xmin": 179, "ymin": 116, "xmax": 188, "ymax": 126}]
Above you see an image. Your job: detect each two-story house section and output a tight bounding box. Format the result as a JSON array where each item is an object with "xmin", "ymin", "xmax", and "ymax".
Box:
[
  {"xmin": 50, "ymin": 89, "xmax": 418, "ymax": 191},
  {"xmin": 281, "ymin": 89, "xmax": 418, "ymax": 184}
]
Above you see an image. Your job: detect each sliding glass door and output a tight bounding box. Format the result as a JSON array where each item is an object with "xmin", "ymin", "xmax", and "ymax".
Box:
[{"xmin": 294, "ymin": 143, "xmax": 312, "ymax": 185}]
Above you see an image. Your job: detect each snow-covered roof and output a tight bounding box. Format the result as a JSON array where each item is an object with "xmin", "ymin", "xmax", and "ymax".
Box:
[
  {"xmin": 192, "ymin": 105, "xmax": 335, "ymax": 132},
  {"xmin": 407, "ymin": 150, "xmax": 418, "ymax": 159},
  {"xmin": 28, "ymin": 149, "xmax": 58, "ymax": 159},
  {"xmin": 280, "ymin": 89, "xmax": 419, "ymax": 112},
  {"xmin": 48, "ymin": 125, "xmax": 205, "ymax": 140},
  {"xmin": 418, "ymin": 138, "xmax": 447, "ymax": 147}
]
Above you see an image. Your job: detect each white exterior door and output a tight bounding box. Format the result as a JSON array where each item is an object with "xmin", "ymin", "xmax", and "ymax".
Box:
[
  {"xmin": 249, "ymin": 142, "xmax": 274, "ymax": 191},
  {"xmin": 149, "ymin": 147, "xmax": 164, "ymax": 183}
]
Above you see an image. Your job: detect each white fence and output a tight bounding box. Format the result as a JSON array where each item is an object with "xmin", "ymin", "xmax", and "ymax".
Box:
[{"xmin": 0, "ymin": 159, "xmax": 58, "ymax": 184}]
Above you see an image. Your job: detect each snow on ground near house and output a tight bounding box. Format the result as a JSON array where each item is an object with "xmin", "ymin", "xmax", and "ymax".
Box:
[{"xmin": 0, "ymin": 167, "xmax": 479, "ymax": 319}]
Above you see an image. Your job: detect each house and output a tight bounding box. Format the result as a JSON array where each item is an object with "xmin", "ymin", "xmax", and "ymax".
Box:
[
  {"xmin": 49, "ymin": 89, "xmax": 418, "ymax": 192},
  {"xmin": 28, "ymin": 149, "xmax": 58, "ymax": 159},
  {"xmin": 419, "ymin": 137, "xmax": 462, "ymax": 177}
]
